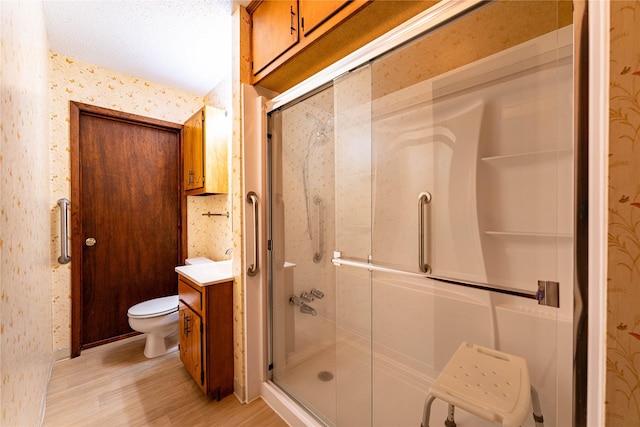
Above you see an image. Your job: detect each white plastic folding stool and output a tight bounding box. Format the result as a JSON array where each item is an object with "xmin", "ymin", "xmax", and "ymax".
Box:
[{"xmin": 421, "ymin": 342, "xmax": 544, "ymax": 427}]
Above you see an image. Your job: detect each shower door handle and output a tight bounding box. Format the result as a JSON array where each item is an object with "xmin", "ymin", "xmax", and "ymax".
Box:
[
  {"xmin": 247, "ymin": 191, "xmax": 259, "ymax": 276},
  {"xmin": 418, "ymin": 192, "xmax": 432, "ymax": 273}
]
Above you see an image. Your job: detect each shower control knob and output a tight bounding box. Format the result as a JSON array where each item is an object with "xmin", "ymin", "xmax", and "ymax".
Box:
[
  {"xmin": 310, "ymin": 289, "xmax": 324, "ymax": 299},
  {"xmin": 289, "ymin": 296, "xmax": 302, "ymax": 306},
  {"xmin": 85, "ymin": 237, "xmax": 97, "ymax": 247},
  {"xmin": 300, "ymin": 291, "xmax": 314, "ymax": 302}
]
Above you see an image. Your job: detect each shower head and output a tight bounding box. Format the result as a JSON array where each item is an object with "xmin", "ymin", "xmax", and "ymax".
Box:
[{"xmin": 306, "ymin": 113, "xmax": 334, "ymax": 147}]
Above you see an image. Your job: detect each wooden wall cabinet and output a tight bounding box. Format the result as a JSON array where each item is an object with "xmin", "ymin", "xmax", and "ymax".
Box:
[
  {"xmin": 183, "ymin": 105, "xmax": 228, "ymax": 195},
  {"xmin": 299, "ymin": 0, "xmax": 350, "ymax": 36},
  {"xmin": 251, "ymin": 0, "xmax": 299, "ymax": 75},
  {"xmin": 250, "ymin": 0, "xmax": 367, "ymax": 83},
  {"xmin": 178, "ymin": 276, "xmax": 233, "ymax": 400},
  {"xmin": 248, "ymin": 0, "xmax": 437, "ymax": 93}
]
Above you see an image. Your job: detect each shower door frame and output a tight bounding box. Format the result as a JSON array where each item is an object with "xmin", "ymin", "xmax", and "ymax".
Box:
[{"xmin": 250, "ymin": 0, "xmax": 592, "ymax": 425}]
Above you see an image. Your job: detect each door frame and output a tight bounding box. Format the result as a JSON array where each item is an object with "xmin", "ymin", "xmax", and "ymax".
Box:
[{"xmin": 69, "ymin": 101, "xmax": 187, "ymax": 357}]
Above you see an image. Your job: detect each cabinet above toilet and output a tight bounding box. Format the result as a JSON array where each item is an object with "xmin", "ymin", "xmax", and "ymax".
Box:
[{"xmin": 183, "ymin": 106, "xmax": 229, "ymax": 195}]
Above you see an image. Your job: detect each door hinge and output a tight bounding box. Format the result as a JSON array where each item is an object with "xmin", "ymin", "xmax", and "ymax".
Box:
[
  {"xmin": 268, "ymin": 363, "xmax": 274, "ymax": 371},
  {"xmin": 201, "ymin": 370, "xmax": 205, "ymax": 385},
  {"xmin": 267, "ymin": 239, "xmax": 272, "ymax": 251}
]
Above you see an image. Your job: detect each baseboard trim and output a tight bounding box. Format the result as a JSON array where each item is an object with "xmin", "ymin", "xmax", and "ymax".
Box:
[
  {"xmin": 39, "ymin": 352, "xmax": 56, "ymax": 426},
  {"xmin": 233, "ymin": 378, "xmax": 245, "ymax": 403},
  {"xmin": 52, "ymin": 347, "xmax": 71, "ymax": 362}
]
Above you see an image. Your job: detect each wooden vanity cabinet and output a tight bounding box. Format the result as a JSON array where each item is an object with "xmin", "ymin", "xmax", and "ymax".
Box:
[
  {"xmin": 178, "ymin": 276, "xmax": 233, "ymax": 400},
  {"xmin": 178, "ymin": 302, "xmax": 202, "ymax": 387},
  {"xmin": 183, "ymin": 106, "xmax": 228, "ymax": 195}
]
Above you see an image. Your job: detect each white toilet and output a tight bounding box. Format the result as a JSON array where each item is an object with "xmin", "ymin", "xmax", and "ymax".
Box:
[{"xmin": 127, "ymin": 295, "xmax": 179, "ymax": 358}]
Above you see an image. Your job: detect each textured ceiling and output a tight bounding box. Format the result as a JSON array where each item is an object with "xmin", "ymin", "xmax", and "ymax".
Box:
[{"xmin": 43, "ymin": 0, "xmax": 233, "ymax": 96}]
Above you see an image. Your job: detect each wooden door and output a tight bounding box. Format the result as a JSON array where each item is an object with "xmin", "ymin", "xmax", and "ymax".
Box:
[{"xmin": 70, "ymin": 102, "xmax": 185, "ymax": 355}]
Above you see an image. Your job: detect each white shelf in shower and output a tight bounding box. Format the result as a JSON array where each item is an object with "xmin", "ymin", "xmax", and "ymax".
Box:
[{"xmin": 480, "ymin": 147, "xmax": 573, "ymax": 165}]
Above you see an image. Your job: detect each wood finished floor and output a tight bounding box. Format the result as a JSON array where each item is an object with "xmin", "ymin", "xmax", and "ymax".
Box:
[{"xmin": 43, "ymin": 335, "xmax": 289, "ymax": 427}]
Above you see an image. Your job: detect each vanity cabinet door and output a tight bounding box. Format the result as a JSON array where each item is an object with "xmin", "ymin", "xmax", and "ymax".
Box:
[{"xmin": 179, "ymin": 302, "xmax": 204, "ymax": 392}]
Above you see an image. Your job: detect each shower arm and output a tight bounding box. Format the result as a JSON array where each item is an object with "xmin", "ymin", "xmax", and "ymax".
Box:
[{"xmin": 313, "ymin": 196, "xmax": 324, "ymax": 263}]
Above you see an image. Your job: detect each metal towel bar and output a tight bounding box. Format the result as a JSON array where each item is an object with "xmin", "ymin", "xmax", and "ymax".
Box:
[
  {"xmin": 57, "ymin": 198, "xmax": 71, "ymax": 264},
  {"xmin": 331, "ymin": 253, "xmax": 538, "ymax": 300}
]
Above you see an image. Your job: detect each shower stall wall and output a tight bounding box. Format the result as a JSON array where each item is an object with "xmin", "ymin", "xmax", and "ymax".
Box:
[{"xmin": 263, "ymin": 2, "xmax": 576, "ymax": 426}]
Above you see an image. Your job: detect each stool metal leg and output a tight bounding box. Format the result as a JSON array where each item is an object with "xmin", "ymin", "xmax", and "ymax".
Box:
[
  {"xmin": 445, "ymin": 404, "xmax": 457, "ymax": 427},
  {"xmin": 530, "ymin": 386, "xmax": 544, "ymax": 427},
  {"xmin": 421, "ymin": 395, "xmax": 436, "ymax": 427}
]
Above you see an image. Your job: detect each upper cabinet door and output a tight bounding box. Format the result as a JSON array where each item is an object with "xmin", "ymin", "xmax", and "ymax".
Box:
[
  {"xmin": 299, "ymin": 0, "xmax": 350, "ymax": 36},
  {"xmin": 183, "ymin": 106, "xmax": 228, "ymax": 195},
  {"xmin": 252, "ymin": 0, "xmax": 299, "ymax": 75},
  {"xmin": 183, "ymin": 109, "xmax": 204, "ymax": 192}
]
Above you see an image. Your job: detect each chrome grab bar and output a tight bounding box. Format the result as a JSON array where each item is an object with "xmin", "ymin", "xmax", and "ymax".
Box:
[
  {"xmin": 247, "ymin": 191, "xmax": 259, "ymax": 276},
  {"xmin": 313, "ymin": 196, "xmax": 324, "ymax": 263},
  {"xmin": 418, "ymin": 192, "xmax": 432, "ymax": 273},
  {"xmin": 57, "ymin": 198, "xmax": 71, "ymax": 264}
]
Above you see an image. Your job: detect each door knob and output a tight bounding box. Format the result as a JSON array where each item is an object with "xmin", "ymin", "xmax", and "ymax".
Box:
[{"xmin": 85, "ymin": 237, "xmax": 97, "ymax": 247}]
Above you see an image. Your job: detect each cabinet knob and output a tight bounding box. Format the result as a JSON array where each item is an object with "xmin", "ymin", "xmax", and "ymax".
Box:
[{"xmin": 85, "ymin": 237, "xmax": 97, "ymax": 247}]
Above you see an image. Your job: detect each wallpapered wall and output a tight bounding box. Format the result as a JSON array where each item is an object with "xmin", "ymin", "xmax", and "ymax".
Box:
[
  {"xmin": 607, "ymin": 1, "xmax": 640, "ymax": 425},
  {"xmin": 0, "ymin": 2, "xmax": 53, "ymax": 425},
  {"xmin": 48, "ymin": 53, "xmax": 228, "ymax": 356}
]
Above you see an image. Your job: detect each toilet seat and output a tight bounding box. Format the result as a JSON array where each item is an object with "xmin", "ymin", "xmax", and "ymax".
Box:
[{"xmin": 127, "ymin": 295, "xmax": 178, "ymax": 319}]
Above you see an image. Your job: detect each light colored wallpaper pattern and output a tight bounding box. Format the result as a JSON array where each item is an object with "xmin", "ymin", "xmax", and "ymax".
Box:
[
  {"xmin": 193, "ymin": 76, "xmax": 233, "ymax": 263},
  {"xmin": 607, "ymin": 2, "xmax": 640, "ymax": 425},
  {"xmin": 0, "ymin": 2, "xmax": 53, "ymax": 425},
  {"xmin": 48, "ymin": 52, "xmax": 206, "ymax": 354},
  {"xmin": 228, "ymin": 6, "xmax": 253, "ymax": 395}
]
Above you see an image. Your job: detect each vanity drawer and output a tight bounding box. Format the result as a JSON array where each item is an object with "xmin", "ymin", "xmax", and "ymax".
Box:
[{"xmin": 179, "ymin": 278, "xmax": 203, "ymax": 315}]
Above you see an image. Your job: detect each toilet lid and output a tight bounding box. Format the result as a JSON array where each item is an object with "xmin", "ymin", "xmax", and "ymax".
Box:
[{"xmin": 127, "ymin": 295, "xmax": 178, "ymax": 319}]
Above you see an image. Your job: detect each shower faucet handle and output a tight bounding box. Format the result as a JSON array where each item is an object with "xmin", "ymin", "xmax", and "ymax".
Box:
[
  {"xmin": 289, "ymin": 295, "xmax": 302, "ymax": 306},
  {"xmin": 300, "ymin": 291, "xmax": 314, "ymax": 302},
  {"xmin": 310, "ymin": 289, "xmax": 324, "ymax": 299}
]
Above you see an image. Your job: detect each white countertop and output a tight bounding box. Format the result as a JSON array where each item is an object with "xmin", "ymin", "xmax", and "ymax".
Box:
[{"xmin": 175, "ymin": 260, "xmax": 233, "ymax": 287}]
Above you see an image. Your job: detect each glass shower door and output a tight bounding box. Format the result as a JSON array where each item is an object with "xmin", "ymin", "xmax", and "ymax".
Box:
[
  {"xmin": 362, "ymin": 2, "xmax": 573, "ymax": 426},
  {"xmin": 269, "ymin": 86, "xmax": 340, "ymax": 426},
  {"xmin": 268, "ymin": 2, "xmax": 574, "ymax": 426}
]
